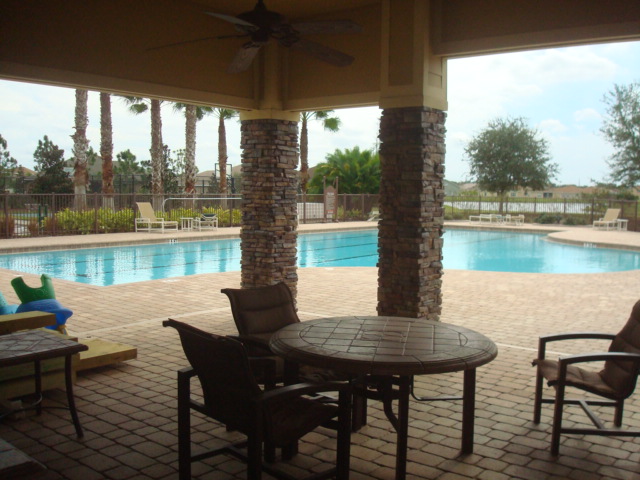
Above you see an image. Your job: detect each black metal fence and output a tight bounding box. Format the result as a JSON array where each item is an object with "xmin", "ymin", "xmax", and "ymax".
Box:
[{"xmin": 0, "ymin": 193, "xmax": 637, "ymax": 238}]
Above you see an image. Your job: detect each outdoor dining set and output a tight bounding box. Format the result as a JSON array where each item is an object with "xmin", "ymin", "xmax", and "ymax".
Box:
[{"xmin": 158, "ymin": 283, "xmax": 640, "ymax": 480}]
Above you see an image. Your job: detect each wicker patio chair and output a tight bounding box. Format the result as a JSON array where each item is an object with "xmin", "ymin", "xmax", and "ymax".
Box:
[{"xmin": 163, "ymin": 319, "xmax": 351, "ymax": 480}]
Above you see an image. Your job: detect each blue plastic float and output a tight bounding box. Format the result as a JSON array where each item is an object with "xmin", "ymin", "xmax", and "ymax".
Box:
[{"xmin": 10, "ymin": 274, "xmax": 73, "ymax": 331}]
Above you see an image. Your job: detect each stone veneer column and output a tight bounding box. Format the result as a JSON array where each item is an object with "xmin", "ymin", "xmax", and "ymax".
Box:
[
  {"xmin": 240, "ymin": 119, "xmax": 299, "ymax": 297},
  {"xmin": 377, "ymin": 106, "xmax": 446, "ymax": 319}
]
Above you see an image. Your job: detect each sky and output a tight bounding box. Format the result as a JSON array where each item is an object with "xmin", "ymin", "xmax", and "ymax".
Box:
[{"xmin": 0, "ymin": 40, "xmax": 638, "ymax": 186}]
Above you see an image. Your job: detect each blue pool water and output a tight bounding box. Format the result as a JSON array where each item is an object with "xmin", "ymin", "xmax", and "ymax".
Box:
[{"xmin": 0, "ymin": 229, "xmax": 638, "ymax": 286}]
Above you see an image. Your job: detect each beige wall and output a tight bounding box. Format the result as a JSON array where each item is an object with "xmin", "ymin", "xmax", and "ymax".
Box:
[{"xmin": 1, "ymin": 0, "xmax": 639, "ymax": 113}]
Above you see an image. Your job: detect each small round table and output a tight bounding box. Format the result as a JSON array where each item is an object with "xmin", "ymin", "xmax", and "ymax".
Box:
[
  {"xmin": 270, "ymin": 316, "xmax": 498, "ymax": 480},
  {"xmin": 180, "ymin": 217, "xmax": 193, "ymax": 231}
]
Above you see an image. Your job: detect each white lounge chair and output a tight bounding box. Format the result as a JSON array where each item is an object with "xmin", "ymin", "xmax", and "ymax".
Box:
[
  {"xmin": 135, "ymin": 202, "xmax": 178, "ymax": 233},
  {"xmin": 504, "ymin": 214, "xmax": 524, "ymax": 226},
  {"xmin": 593, "ymin": 208, "xmax": 620, "ymax": 230},
  {"xmin": 193, "ymin": 213, "xmax": 218, "ymax": 231}
]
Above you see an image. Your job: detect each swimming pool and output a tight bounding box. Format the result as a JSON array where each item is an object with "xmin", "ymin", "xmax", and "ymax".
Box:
[{"xmin": 0, "ymin": 229, "xmax": 638, "ymax": 286}]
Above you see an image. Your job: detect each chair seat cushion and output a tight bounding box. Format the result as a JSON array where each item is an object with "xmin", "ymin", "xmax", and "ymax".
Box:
[
  {"xmin": 269, "ymin": 397, "xmax": 338, "ymax": 446},
  {"xmin": 534, "ymin": 358, "xmax": 619, "ymax": 399}
]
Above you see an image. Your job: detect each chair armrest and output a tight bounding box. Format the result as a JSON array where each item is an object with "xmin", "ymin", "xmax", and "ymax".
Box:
[
  {"xmin": 539, "ymin": 332, "xmax": 616, "ymax": 343},
  {"xmin": 536, "ymin": 332, "xmax": 616, "ymax": 361},
  {"xmin": 260, "ymin": 381, "xmax": 351, "ymax": 406},
  {"xmin": 178, "ymin": 366, "xmax": 197, "ymax": 380},
  {"xmin": 558, "ymin": 351, "xmax": 640, "ymax": 367},
  {"xmin": 229, "ymin": 335, "xmax": 273, "ymax": 356}
]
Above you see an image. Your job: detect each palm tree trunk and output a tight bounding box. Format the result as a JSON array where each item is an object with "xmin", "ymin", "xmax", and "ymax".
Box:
[
  {"xmin": 100, "ymin": 92, "xmax": 115, "ymax": 207},
  {"xmin": 150, "ymin": 98, "xmax": 163, "ymax": 198},
  {"xmin": 184, "ymin": 104, "xmax": 197, "ymax": 194},
  {"xmin": 218, "ymin": 115, "xmax": 228, "ymax": 208},
  {"xmin": 72, "ymin": 89, "xmax": 89, "ymax": 209},
  {"xmin": 300, "ymin": 116, "xmax": 309, "ymax": 193}
]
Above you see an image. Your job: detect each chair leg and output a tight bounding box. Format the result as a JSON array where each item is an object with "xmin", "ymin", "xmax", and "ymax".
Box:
[
  {"xmin": 336, "ymin": 387, "xmax": 352, "ymax": 480},
  {"xmin": 533, "ymin": 368, "xmax": 544, "ymax": 424},
  {"xmin": 177, "ymin": 372, "xmax": 192, "ymax": 480},
  {"xmin": 614, "ymin": 399, "xmax": 624, "ymax": 427},
  {"xmin": 551, "ymin": 383, "xmax": 565, "ymax": 456},
  {"xmin": 247, "ymin": 432, "xmax": 263, "ymax": 480}
]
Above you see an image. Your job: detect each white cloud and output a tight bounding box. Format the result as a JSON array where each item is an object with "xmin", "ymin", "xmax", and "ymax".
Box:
[
  {"xmin": 573, "ymin": 108, "xmax": 601, "ymax": 123},
  {"xmin": 538, "ymin": 119, "xmax": 568, "ymax": 134},
  {"xmin": 0, "ymin": 41, "xmax": 638, "ymax": 188}
]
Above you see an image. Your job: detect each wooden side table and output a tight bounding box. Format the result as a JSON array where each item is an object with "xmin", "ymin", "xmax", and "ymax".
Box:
[{"xmin": 0, "ymin": 330, "xmax": 88, "ymax": 436}]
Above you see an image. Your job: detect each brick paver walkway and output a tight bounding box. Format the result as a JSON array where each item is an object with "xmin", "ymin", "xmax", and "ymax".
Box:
[{"xmin": 0, "ymin": 223, "xmax": 639, "ymax": 479}]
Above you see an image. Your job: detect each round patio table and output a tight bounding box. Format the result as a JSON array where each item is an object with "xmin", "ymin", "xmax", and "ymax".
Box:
[{"xmin": 270, "ymin": 316, "xmax": 498, "ymax": 480}]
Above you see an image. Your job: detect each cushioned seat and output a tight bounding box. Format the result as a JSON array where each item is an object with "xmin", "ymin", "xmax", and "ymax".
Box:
[
  {"xmin": 163, "ymin": 319, "xmax": 351, "ymax": 480},
  {"xmin": 532, "ymin": 299, "xmax": 640, "ymax": 455}
]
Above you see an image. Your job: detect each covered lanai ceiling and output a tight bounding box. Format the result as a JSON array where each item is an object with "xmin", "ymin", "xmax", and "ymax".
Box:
[{"xmin": 1, "ymin": 0, "xmax": 639, "ymax": 112}]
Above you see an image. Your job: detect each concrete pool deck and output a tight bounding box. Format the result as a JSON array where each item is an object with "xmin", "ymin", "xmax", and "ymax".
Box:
[{"xmin": 0, "ymin": 221, "xmax": 639, "ymax": 479}]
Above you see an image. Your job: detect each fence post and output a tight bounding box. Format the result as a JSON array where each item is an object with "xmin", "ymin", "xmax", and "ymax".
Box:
[
  {"xmin": 303, "ymin": 192, "xmax": 307, "ymax": 224},
  {"xmin": 94, "ymin": 193, "xmax": 99, "ymax": 233},
  {"xmin": 50, "ymin": 193, "xmax": 56, "ymax": 236},
  {"xmin": 3, "ymin": 193, "xmax": 8, "ymax": 239}
]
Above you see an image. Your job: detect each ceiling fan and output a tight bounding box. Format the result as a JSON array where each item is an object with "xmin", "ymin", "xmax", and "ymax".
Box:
[{"xmin": 151, "ymin": 0, "xmax": 362, "ymax": 74}]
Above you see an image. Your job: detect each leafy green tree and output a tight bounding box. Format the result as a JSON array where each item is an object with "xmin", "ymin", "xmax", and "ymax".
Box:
[
  {"xmin": 308, "ymin": 146, "xmax": 380, "ymax": 194},
  {"xmin": 0, "ymin": 134, "xmax": 18, "ymax": 177},
  {"xmin": 114, "ymin": 149, "xmax": 145, "ymax": 175},
  {"xmin": 601, "ymin": 82, "xmax": 640, "ymax": 187},
  {"xmin": 30, "ymin": 135, "xmax": 73, "ymax": 194},
  {"xmin": 160, "ymin": 146, "xmax": 181, "ymax": 194},
  {"xmin": 464, "ymin": 117, "xmax": 558, "ymax": 212},
  {"xmin": 300, "ymin": 111, "xmax": 341, "ymax": 193}
]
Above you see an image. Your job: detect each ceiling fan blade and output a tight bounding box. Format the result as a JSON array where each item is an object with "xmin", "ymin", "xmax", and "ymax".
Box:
[
  {"xmin": 227, "ymin": 42, "xmax": 265, "ymax": 74},
  {"xmin": 288, "ymin": 39, "xmax": 354, "ymax": 67},
  {"xmin": 205, "ymin": 11, "xmax": 257, "ymax": 28},
  {"xmin": 290, "ymin": 20, "xmax": 362, "ymax": 35}
]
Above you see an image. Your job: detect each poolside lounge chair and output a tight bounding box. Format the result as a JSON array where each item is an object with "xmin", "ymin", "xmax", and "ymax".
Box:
[
  {"xmin": 367, "ymin": 208, "xmax": 379, "ymax": 222},
  {"xmin": 193, "ymin": 213, "xmax": 218, "ymax": 231},
  {"xmin": 504, "ymin": 214, "xmax": 524, "ymax": 226},
  {"xmin": 593, "ymin": 208, "xmax": 620, "ymax": 230},
  {"xmin": 135, "ymin": 202, "xmax": 178, "ymax": 233},
  {"xmin": 532, "ymin": 299, "xmax": 640, "ymax": 455}
]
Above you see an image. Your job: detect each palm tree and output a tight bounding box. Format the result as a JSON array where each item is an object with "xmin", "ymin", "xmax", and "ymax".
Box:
[
  {"xmin": 100, "ymin": 92, "xmax": 115, "ymax": 206},
  {"xmin": 72, "ymin": 89, "xmax": 89, "ymax": 209},
  {"xmin": 299, "ymin": 110, "xmax": 341, "ymax": 193},
  {"xmin": 206, "ymin": 108, "xmax": 238, "ymax": 198},
  {"xmin": 121, "ymin": 96, "xmax": 165, "ymax": 196},
  {"xmin": 173, "ymin": 103, "xmax": 208, "ymax": 194},
  {"xmin": 308, "ymin": 146, "xmax": 380, "ymax": 194}
]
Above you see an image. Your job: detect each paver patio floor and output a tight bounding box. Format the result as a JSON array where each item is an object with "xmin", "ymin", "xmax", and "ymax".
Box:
[{"xmin": 0, "ymin": 223, "xmax": 638, "ymax": 479}]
